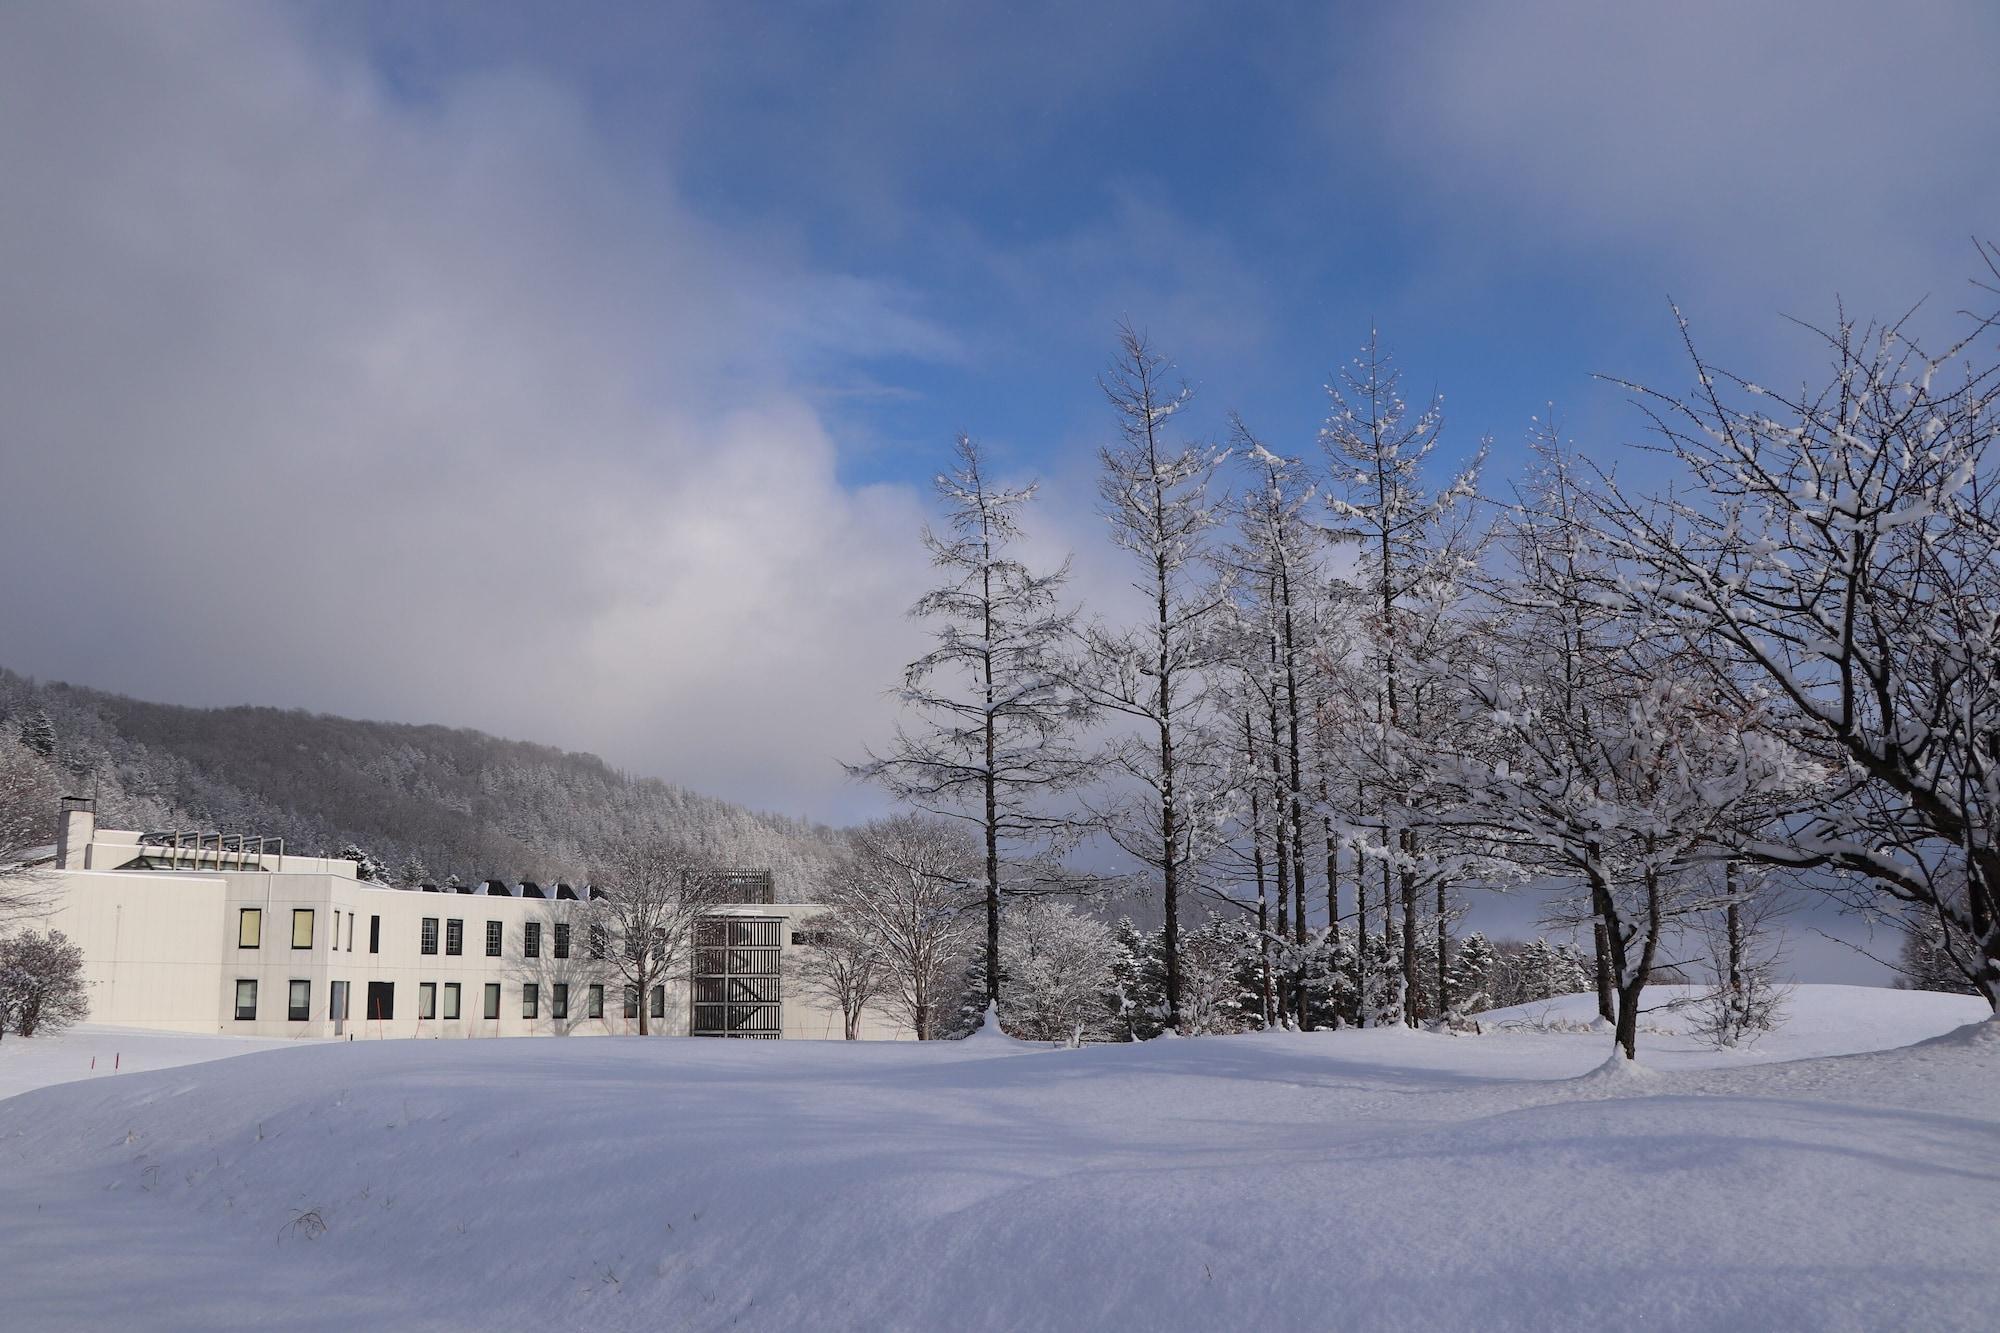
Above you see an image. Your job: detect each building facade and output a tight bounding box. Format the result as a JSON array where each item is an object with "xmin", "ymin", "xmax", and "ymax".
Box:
[{"xmin": 28, "ymin": 801, "xmax": 910, "ymax": 1041}]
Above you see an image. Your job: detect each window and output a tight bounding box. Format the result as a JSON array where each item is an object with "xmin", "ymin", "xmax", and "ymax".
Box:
[
  {"xmin": 588, "ymin": 923, "xmax": 607, "ymax": 960},
  {"xmin": 330, "ymin": 980, "xmax": 350, "ymax": 1022},
  {"xmin": 553, "ymin": 922, "xmax": 571, "ymax": 960},
  {"xmin": 292, "ymin": 908, "xmax": 314, "ymax": 950},
  {"xmin": 522, "ymin": 983, "xmax": 539, "ymax": 1019},
  {"xmin": 524, "ymin": 921, "xmax": 541, "ymax": 959},
  {"xmin": 485, "ymin": 920, "xmax": 502, "ymax": 957},
  {"xmin": 420, "ymin": 917, "xmax": 439, "ymax": 955},
  {"xmin": 650, "ymin": 985, "xmax": 665, "ymax": 1020},
  {"xmin": 445, "ymin": 919, "xmax": 463, "ymax": 956},
  {"xmin": 234, "ymin": 979, "xmax": 258, "ymax": 1021},
  {"xmin": 369, "ymin": 915, "xmax": 381, "ymax": 954},
  {"xmin": 443, "ymin": 983, "xmax": 461, "ymax": 1021},
  {"xmin": 238, "ymin": 908, "xmax": 261, "ymax": 949},
  {"xmin": 483, "ymin": 982, "xmax": 500, "ymax": 1021},
  {"xmin": 792, "ymin": 930, "xmax": 830, "ymax": 947},
  {"xmin": 624, "ymin": 985, "xmax": 639, "ymax": 1020},
  {"xmin": 587, "ymin": 984, "xmax": 604, "ymax": 1019},
  {"xmin": 347, "ymin": 912, "xmax": 355, "ymax": 951},
  {"xmin": 552, "ymin": 983, "xmax": 569, "ymax": 1020},
  {"xmin": 288, "ymin": 979, "xmax": 311, "ymax": 1022},
  {"xmin": 419, "ymin": 982, "xmax": 437, "ymax": 1020}
]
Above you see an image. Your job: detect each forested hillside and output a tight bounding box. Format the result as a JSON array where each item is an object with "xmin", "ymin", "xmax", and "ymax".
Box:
[{"xmin": 0, "ymin": 668, "xmax": 845, "ymax": 893}]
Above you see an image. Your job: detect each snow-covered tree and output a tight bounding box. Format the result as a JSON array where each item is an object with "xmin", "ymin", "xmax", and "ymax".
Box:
[
  {"xmin": 852, "ymin": 433, "xmax": 1090, "ymax": 1010},
  {"xmin": 1216, "ymin": 429, "xmax": 1335, "ymax": 1028},
  {"xmin": 586, "ymin": 837, "xmax": 723, "ymax": 1036},
  {"xmin": 1894, "ymin": 907, "xmax": 1983, "ymax": 996},
  {"xmin": 0, "ymin": 928, "xmax": 88, "ymax": 1038},
  {"xmin": 1591, "ymin": 279, "xmax": 2000, "ymax": 1007},
  {"xmin": 998, "ymin": 901, "xmax": 1118, "ymax": 1042},
  {"xmin": 16, "ymin": 708, "xmax": 55, "ymax": 758},
  {"xmin": 1321, "ymin": 331, "xmax": 1489, "ymax": 1025},
  {"xmin": 832, "ymin": 815, "xmax": 979, "ymax": 1040},
  {"xmin": 0, "ymin": 739, "xmax": 57, "ymax": 924},
  {"xmin": 1072, "ymin": 326, "xmax": 1231, "ymax": 1032},
  {"xmin": 1446, "ymin": 930, "xmax": 1494, "ymax": 1020},
  {"xmin": 340, "ymin": 844, "xmax": 390, "ymax": 884},
  {"xmin": 790, "ymin": 906, "xmax": 885, "ymax": 1040}
]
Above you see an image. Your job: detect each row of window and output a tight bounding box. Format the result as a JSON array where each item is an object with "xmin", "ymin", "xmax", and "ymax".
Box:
[
  {"xmin": 241, "ymin": 909, "xmax": 662, "ymax": 967},
  {"xmin": 231, "ymin": 978, "xmax": 668, "ymax": 1023},
  {"xmin": 238, "ymin": 908, "xmax": 379, "ymax": 954}
]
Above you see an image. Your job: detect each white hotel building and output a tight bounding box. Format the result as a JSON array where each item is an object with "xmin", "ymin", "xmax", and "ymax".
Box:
[{"xmin": 29, "ymin": 799, "xmax": 912, "ymax": 1042}]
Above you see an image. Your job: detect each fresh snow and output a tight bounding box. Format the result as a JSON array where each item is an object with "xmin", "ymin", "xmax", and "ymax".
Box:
[{"xmin": 0, "ymin": 986, "xmax": 1993, "ymax": 1332}]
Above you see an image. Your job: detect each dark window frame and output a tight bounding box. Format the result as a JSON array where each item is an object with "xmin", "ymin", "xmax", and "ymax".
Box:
[
  {"xmin": 483, "ymin": 982, "xmax": 501, "ymax": 1021},
  {"xmin": 484, "ymin": 920, "xmax": 502, "ymax": 957},
  {"xmin": 291, "ymin": 908, "xmax": 314, "ymax": 951},
  {"xmin": 587, "ymin": 983, "xmax": 603, "ymax": 1019},
  {"xmin": 288, "ymin": 979, "xmax": 311, "ymax": 1022},
  {"xmin": 238, "ymin": 907, "xmax": 261, "ymax": 950},
  {"xmin": 553, "ymin": 922, "xmax": 571, "ymax": 960},
  {"xmin": 442, "ymin": 982, "xmax": 461, "ymax": 1021},
  {"xmin": 552, "ymin": 982, "xmax": 569, "ymax": 1020},
  {"xmin": 368, "ymin": 914, "xmax": 381, "ymax": 954},
  {"xmin": 234, "ymin": 978, "xmax": 258, "ymax": 1021},
  {"xmin": 419, "ymin": 981, "xmax": 437, "ymax": 1020},
  {"xmin": 524, "ymin": 921, "xmax": 541, "ymax": 960},
  {"xmin": 445, "ymin": 919, "xmax": 463, "ymax": 956},
  {"xmin": 522, "ymin": 982, "xmax": 539, "ymax": 1019},
  {"xmin": 420, "ymin": 917, "xmax": 439, "ymax": 956}
]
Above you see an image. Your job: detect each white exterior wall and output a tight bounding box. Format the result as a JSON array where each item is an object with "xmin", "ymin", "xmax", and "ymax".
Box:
[{"xmin": 28, "ymin": 837, "xmax": 915, "ymax": 1042}]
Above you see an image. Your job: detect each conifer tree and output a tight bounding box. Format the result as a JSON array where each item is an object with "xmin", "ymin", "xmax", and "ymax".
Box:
[
  {"xmin": 853, "ymin": 434, "xmax": 1089, "ymax": 1009},
  {"xmin": 1073, "ymin": 326, "xmax": 1230, "ymax": 1032}
]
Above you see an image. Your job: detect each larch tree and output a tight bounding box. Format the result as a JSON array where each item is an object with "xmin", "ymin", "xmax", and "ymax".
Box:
[
  {"xmin": 1072, "ymin": 325, "xmax": 1231, "ymax": 1032},
  {"xmin": 852, "ymin": 433, "xmax": 1089, "ymax": 1010},
  {"xmin": 1218, "ymin": 428, "xmax": 1327, "ymax": 1028},
  {"xmin": 1320, "ymin": 331, "xmax": 1487, "ymax": 1024}
]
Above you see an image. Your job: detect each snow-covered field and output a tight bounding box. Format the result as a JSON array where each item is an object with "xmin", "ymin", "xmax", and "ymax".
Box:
[{"xmin": 1, "ymin": 986, "xmax": 1993, "ymax": 1332}]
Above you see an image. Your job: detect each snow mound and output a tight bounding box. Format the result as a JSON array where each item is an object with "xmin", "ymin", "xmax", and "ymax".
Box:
[
  {"xmin": 1570, "ymin": 1052, "xmax": 1659, "ymax": 1088},
  {"xmin": 961, "ymin": 1001, "xmax": 1032, "ymax": 1049}
]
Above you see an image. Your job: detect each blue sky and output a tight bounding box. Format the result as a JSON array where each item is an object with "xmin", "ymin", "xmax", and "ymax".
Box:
[
  {"xmin": 2, "ymin": 2, "xmax": 1998, "ymax": 832},
  {"xmin": 323, "ymin": 1, "xmax": 2000, "ymax": 493}
]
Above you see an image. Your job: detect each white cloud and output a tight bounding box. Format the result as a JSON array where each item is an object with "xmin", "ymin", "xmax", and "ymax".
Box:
[
  {"xmin": 0, "ymin": 3, "xmax": 943, "ymax": 818},
  {"xmin": 1339, "ymin": 2, "xmax": 2000, "ymax": 332}
]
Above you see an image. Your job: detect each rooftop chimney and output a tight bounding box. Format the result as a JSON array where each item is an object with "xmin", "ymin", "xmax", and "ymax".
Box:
[{"xmin": 56, "ymin": 796, "xmax": 95, "ymax": 870}]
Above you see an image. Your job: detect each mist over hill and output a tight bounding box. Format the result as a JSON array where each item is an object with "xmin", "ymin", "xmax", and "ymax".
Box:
[{"xmin": 0, "ymin": 667, "xmax": 847, "ymax": 895}]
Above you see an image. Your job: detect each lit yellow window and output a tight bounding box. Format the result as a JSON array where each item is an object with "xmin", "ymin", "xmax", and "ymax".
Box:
[
  {"xmin": 238, "ymin": 908, "xmax": 262, "ymax": 949},
  {"xmin": 291, "ymin": 909, "xmax": 313, "ymax": 950}
]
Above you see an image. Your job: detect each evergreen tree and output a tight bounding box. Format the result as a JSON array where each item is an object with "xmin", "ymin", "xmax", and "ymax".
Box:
[
  {"xmin": 17, "ymin": 709, "xmax": 55, "ymax": 758},
  {"xmin": 1447, "ymin": 931, "xmax": 1494, "ymax": 1018}
]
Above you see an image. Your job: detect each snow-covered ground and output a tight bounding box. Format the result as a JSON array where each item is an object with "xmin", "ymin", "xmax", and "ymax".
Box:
[
  {"xmin": 0, "ymin": 986, "xmax": 1992, "ymax": 1332},
  {"xmin": 0, "ymin": 1025, "xmax": 303, "ymax": 1103}
]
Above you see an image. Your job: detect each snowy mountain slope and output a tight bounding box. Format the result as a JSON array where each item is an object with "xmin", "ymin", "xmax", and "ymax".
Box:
[
  {"xmin": 0, "ymin": 987, "xmax": 1992, "ymax": 1332},
  {"xmin": 0, "ymin": 666, "xmax": 846, "ymax": 890}
]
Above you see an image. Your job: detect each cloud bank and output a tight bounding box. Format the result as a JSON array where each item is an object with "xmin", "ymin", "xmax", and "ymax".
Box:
[{"xmin": 0, "ymin": 4, "xmax": 945, "ymax": 817}]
